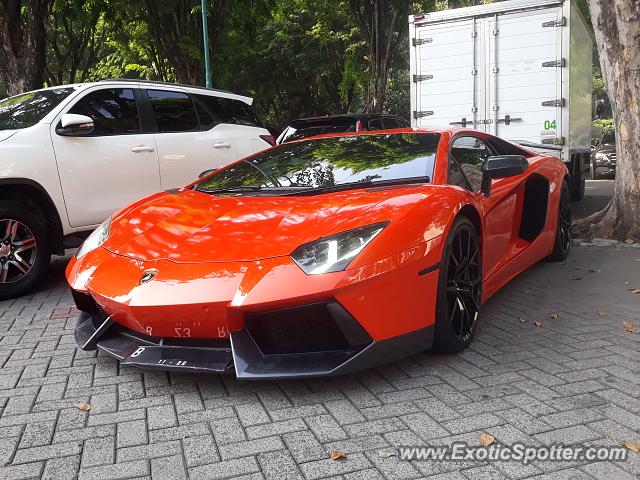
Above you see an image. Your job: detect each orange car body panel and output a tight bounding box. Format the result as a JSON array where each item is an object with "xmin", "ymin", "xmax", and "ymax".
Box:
[{"xmin": 66, "ymin": 128, "xmax": 568, "ymax": 345}]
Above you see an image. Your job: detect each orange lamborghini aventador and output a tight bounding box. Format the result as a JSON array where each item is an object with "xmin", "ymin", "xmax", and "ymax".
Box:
[{"xmin": 66, "ymin": 128, "xmax": 571, "ymax": 378}]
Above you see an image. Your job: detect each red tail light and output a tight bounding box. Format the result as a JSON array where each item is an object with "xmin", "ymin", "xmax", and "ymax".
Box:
[{"xmin": 259, "ymin": 135, "xmax": 276, "ymax": 146}]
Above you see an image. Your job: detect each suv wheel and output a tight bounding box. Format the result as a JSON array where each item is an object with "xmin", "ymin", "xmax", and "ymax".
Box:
[{"xmin": 0, "ymin": 202, "xmax": 51, "ymax": 300}]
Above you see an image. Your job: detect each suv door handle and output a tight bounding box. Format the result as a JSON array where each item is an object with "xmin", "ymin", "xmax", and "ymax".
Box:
[
  {"xmin": 131, "ymin": 145, "xmax": 155, "ymax": 153},
  {"xmin": 213, "ymin": 142, "xmax": 231, "ymax": 149}
]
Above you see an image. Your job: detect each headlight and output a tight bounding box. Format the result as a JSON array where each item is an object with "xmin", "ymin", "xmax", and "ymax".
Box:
[
  {"xmin": 595, "ymin": 153, "xmax": 609, "ymax": 163},
  {"xmin": 290, "ymin": 222, "xmax": 389, "ymax": 274},
  {"xmin": 76, "ymin": 217, "xmax": 111, "ymax": 259}
]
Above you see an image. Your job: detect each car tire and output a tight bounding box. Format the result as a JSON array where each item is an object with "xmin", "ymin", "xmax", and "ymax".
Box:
[
  {"xmin": 571, "ymin": 167, "xmax": 585, "ymax": 201},
  {"xmin": 0, "ymin": 202, "xmax": 51, "ymax": 300},
  {"xmin": 432, "ymin": 216, "xmax": 482, "ymax": 353},
  {"xmin": 548, "ymin": 181, "xmax": 571, "ymax": 262}
]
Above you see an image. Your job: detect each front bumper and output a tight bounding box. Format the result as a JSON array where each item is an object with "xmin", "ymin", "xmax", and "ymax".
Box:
[{"xmin": 74, "ymin": 300, "xmax": 434, "ymax": 379}]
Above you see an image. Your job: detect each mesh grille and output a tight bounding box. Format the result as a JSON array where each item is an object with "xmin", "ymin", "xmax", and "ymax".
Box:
[{"xmin": 245, "ymin": 303, "xmax": 350, "ymax": 355}]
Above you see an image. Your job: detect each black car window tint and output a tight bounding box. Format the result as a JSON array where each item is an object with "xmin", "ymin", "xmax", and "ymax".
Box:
[
  {"xmin": 147, "ymin": 90, "xmax": 199, "ymax": 133},
  {"xmin": 69, "ymin": 88, "xmax": 140, "ymax": 135}
]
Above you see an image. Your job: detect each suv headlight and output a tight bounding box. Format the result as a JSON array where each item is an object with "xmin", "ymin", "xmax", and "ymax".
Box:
[
  {"xmin": 291, "ymin": 222, "xmax": 389, "ymax": 274},
  {"xmin": 595, "ymin": 153, "xmax": 609, "ymax": 163},
  {"xmin": 76, "ymin": 217, "xmax": 111, "ymax": 259}
]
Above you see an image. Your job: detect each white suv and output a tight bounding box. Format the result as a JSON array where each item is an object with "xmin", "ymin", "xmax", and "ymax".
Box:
[{"xmin": 0, "ymin": 80, "xmax": 273, "ymax": 299}]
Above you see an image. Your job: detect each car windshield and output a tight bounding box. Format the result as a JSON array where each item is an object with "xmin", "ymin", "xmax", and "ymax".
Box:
[
  {"xmin": 0, "ymin": 87, "xmax": 75, "ymax": 130},
  {"xmin": 602, "ymin": 131, "xmax": 615, "ymax": 145},
  {"xmin": 196, "ymin": 133, "xmax": 440, "ymax": 194}
]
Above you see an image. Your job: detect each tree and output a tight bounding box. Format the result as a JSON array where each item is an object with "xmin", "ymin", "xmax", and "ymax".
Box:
[
  {"xmin": 45, "ymin": 0, "xmax": 108, "ymax": 85},
  {"xmin": 141, "ymin": 0, "xmax": 226, "ymax": 85},
  {"xmin": 575, "ymin": 0, "xmax": 640, "ymax": 241},
  {"xmin": 0, "ymin": 0, "xmax": 53, "ymax": 96}
]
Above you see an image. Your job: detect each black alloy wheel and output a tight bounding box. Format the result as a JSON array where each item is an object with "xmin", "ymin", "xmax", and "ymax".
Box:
[
  {"xmin": 433, "ymin": 217, "xmax": 482, "ymax": 352},
  {"xmin": 548, "ymin": 181, "xmax": 571, "ymax": 261}
]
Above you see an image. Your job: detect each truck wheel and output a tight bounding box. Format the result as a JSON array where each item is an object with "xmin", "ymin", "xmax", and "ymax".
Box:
[
  {"xmin": 571, "ymin": 167, "xmax": 585, "ymax": 201},
  {"xmin": 0, "ymin": 202, "xmax": 51, "ymax": 300}
]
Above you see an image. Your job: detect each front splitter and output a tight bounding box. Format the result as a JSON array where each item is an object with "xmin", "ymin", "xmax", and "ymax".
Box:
[{"xmin": 74, "ymin": 312, "xmax": 434, "ymax": 379}]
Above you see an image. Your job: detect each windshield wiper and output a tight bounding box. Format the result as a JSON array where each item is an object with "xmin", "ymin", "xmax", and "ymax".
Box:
[
  {"xmin": 198, "ymin": 185, "xmax": 311, "ymax": 195},
  {"xmin": 293, "ymin": 176, "xmax": 430, "ymax": 196}
]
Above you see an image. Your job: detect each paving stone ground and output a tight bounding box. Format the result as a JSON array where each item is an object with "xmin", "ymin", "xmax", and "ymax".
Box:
[{"xmin": 0, "ymin": 245, "xmax": 639, "ymax": 480}]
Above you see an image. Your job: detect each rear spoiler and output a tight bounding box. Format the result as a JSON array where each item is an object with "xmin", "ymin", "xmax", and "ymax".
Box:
[{"xmin": 512, "ymin": 140, "xmax": 563, "ymax": 152}]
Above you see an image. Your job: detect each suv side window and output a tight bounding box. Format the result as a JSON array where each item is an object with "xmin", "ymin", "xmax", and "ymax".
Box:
[
  {"xmin": 449, "ymin": 136, "xmax": 492, "ymax": 192},
  {"xmin": 147, "ymin": 89, "xmax": 199, "ymax": 133},
  {"xmin": 195, "ymin": 94, "xmax": 262, "ymax": 128},
  {"xmin": 69, "ymin": 88, "xmax": 140, "ymax": 135}
]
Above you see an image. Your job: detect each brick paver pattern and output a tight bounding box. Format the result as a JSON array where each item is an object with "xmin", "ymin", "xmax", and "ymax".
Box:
[{"xmin": 0, "ymin": 245, "xmax": 639, "ymax": 479}]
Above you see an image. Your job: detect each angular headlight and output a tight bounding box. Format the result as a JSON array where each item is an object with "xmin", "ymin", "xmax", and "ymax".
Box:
[
  {"xmin": 595, "ymin": 153, "xmax": 609, "ymax": 162},
  {"xmin": 76, "ymin": 217, "xmax": 111, "ymax": 259},
  {"xmin": 291, "ymin": 222, "xmax": 389, "ymax": 274}
]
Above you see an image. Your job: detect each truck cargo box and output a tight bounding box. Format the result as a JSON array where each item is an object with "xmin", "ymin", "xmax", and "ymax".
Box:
[{"xmin": 409, "ymin": 0, "xmax": 592, "ymax": 200}]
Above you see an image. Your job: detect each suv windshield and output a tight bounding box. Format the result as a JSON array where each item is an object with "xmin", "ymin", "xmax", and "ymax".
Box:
[
  {"xmin": 602, "ymin": 131, "xmax": 615, "ymax": 145},
  {"xmin": 0, "ymin": 88, "xmax": 75, "ymax": 130},
  {"xmin": 196, "ymin": 133, "xmax": 440, "ymax": 194}
]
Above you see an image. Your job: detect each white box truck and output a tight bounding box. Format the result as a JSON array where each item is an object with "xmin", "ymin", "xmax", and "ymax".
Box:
[{"xmin": 409, "ymin": 0, "xmax": 592, "ymax": 200}]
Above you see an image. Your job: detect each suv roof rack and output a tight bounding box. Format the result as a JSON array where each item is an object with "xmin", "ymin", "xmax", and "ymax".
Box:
[{"xmin": 97, "ymin": 78, "xmax": 240, "ymax": 97}]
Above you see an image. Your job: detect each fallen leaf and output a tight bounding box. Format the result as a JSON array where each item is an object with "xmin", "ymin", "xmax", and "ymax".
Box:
[
  {"xmin": 519, "ymin": 319, "xmax": 526, "ymax": 324},
  {"xmin": 571, "ymin": 276, "xmax": 582, "ymax": 281},
  {"xmin": 596, "ymin": 310, "xmax": 607, "ymax": 318},
  {"xmin": 480, "ymin": 432, "xmax": 495, "ymax": 446},
  {"xmin": 330, "ymin": 451, "xmax": 347, "ymax": 460},
  {"xmin": 624, "ymin": 239, "xmax": 635, "ymax": 245},
  {"xmin": 623, "ymin": 440, "xmax": 640, "ymax": 453},
  {"xmin": 533, "ymin": 321, "xmax": 542, "ymax": 327},
  {"xmin": 511, "ymin": 372, "xmax": 521, "ymax": 379},
  {"xmin": 378, "ymin": 450, "xmax": 397, "ymax": 458},
  {"xmin": 628, "ymin": 289, "xmax": 640, "ymax": 294},
  {"xmin": 623, "ymin": 321, "xmax": 636, "ymax": 334},
  {"xmin": 75, "ymin": 403, "xmax": 91, "ymax": 411},
  {"xmin": 548, "ymin": 313, "xmax": 559, "ymax": 319}
]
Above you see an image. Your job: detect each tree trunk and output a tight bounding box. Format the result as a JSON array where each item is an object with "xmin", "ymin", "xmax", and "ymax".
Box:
[
  {"xmin": 575, "ymin": 1, "xmax": 640, "ymax": 241},
  {"xmin": 0, "ymin": 0, "xmax": 52, "ymax": 96}
]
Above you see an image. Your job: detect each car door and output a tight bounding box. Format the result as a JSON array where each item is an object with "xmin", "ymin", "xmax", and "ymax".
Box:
[
  {"xmin": 448, "ymin": 134, "xmax": 520, "ymax": 280},
  {"xmin": 51, "ymin": 86, "xmax": 161, "ymax": 228},
  {"xmin": 145, "ymin": 88, "xmax": 240, "ymax": 189}
]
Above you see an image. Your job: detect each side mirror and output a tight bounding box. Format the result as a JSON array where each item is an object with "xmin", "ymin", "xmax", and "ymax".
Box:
[
  {"xmin": 198, "ymin": 168, "xmax": 218, "ymax": 178},
  {"xmin": 480, "ymin": 155, "xmax": 528, "ymax": 196},
  {"xmin": 56, "ymin": 113, "xmax": 94, "ymax": 136}
]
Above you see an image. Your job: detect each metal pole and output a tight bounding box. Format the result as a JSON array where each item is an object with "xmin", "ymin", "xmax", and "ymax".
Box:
[{"xmin": 201, "ymin": 0, "xmax": 212, "ymax": 88}]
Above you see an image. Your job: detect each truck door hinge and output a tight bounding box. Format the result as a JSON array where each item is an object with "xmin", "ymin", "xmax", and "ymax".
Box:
[
  {"xmin": 542, "ymin": 17, "xmax": 566, "ymax": 28},
  {"xmin": 471, "ymin": 67, "xmax": 478, "ymax": 76},
  {"xmin": 413, "ymin": 110, "xmax": 434, "ymax": 119},
  {"xmin": 413, "ymin": 74, "xmax": 433, "ymax": 82},
  {"xmin": 542, "ymin": 58, "xmax": 566, "ymax": 68},
  {"xmin": 542, "ymin": 137, "xmax": 565, "ymax": 146},
  {"xmin": 471, "ymin": 106, "xmax": 478, "ymax": 113},
  {"xmin": 450, "ymin": 118, "xmax": 469, "ymax": 127},
  {"xmin": 471, "ymin": 30, "xmax": 478, "ymax": 38},
  {"xmin": 492, "ymin": 104, "xmax": 500, "ymax": 111},
  {"xmin": 496, "ymin": 115, "xmax": 522, "ymax": 125},
  {"xmin": 542, "ymin": 98, "xmax": 566, "ymax": 107},
  {"xmin": 412, "ymin": 38, "xmax": 433, "ymax": 46}
]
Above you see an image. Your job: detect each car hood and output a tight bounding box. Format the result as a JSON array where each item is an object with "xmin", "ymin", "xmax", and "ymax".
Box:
[
  {"xmin": 0, "ymin": 130, "xmax": 19, "ymax": 143},
  {"xmin": 104, "ymin": 186, "xmax": 431, "ymax": 263},
  {"xmin": 597, "ymin": 145, "xmax": 616, "ymax": 155}
]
